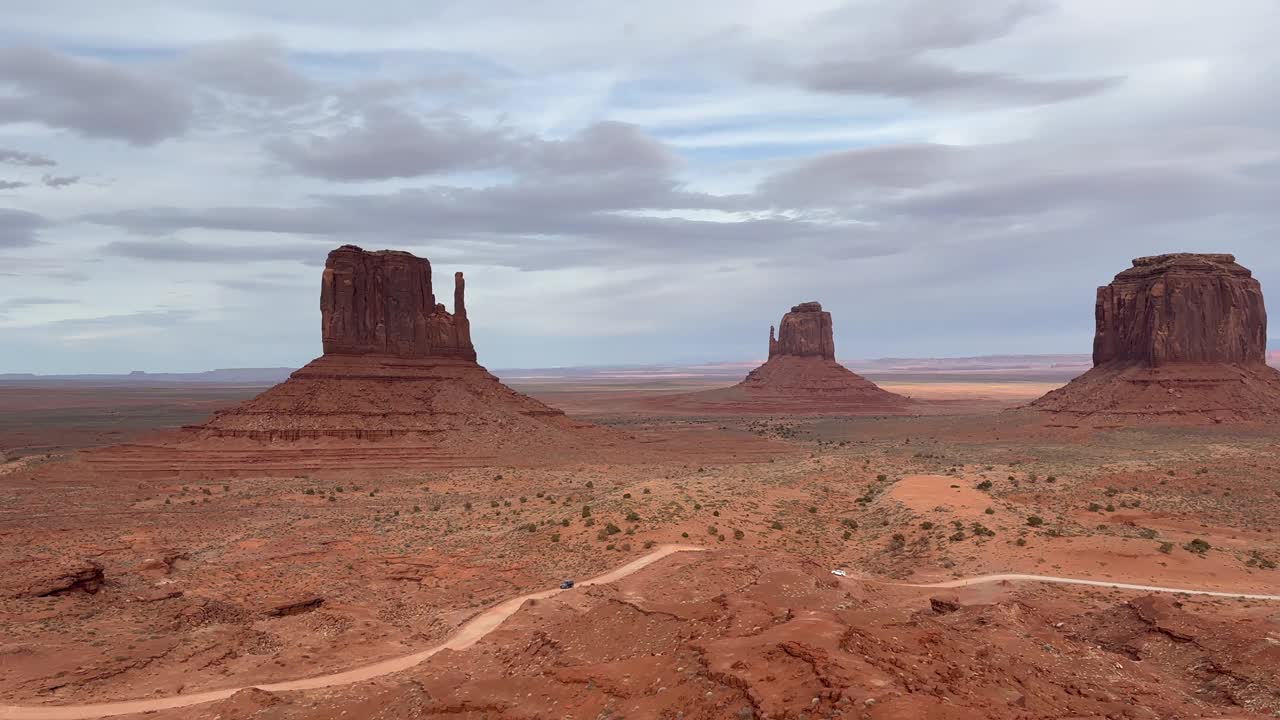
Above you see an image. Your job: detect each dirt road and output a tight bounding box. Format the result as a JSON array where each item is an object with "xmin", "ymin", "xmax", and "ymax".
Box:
[
  {"xmin": 0, "ymin": 545, "xmax": 705, "ymax": 720},
  {"xmin": 863, "ymin": 572, "xmax": 1280, "ymax": 601}
]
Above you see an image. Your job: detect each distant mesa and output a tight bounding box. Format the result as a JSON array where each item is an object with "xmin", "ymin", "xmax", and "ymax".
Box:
[
  {"xmin": 664, "ymin": 301, "xmax": 909, "ymax": 414},
  {"xmin": 88, "ymin": 245, "xmax": 610, "ymax": 471},
  {"xmin": 1031, "ymin": 253, "xmax": 1280, "ymax": 422}
]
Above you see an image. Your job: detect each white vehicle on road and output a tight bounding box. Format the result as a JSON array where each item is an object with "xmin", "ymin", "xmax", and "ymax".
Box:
[{"xmin": 830, "ymin": 569, "xmax": 847, "ymax": 577}]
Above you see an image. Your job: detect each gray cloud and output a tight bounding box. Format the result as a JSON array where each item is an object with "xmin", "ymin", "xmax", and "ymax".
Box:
[
  {"xmin": 266, "ymin": 105, "xmax": 516, "ymax": 180},
  {"xmin": 0, "ymin": 47, "xmax": 192, "ymax": 145},
  {"xmin": 183, "ymin": 35, "xmax": 314, "ymax": 104},
  {"xmin": 777, "ymin": 58, "xmax": 1118, "ymax": 106},
  {"xmin": 41, "ymin": 174, "xmax": 80, "ymax": 188},
  {"xmin": 0, "ymin": 180, "xmax": 28, "ymax": 190},
  {"xmin": 751, "ymin": 0, "xmax": 1118, "ymax": 107},
  {"xmin": 0, "ymin": 296, "xmax": 74, "ymax": 313},
  {"xmin": 0, "ymin": 209, "xmax": 48, "ymax": 248},
  {"xmin": 101, "ymin": 238, "xmax": 328, "ymax": 264},
  {"xmin": 268, "ymin": 112, "xmax": 676, "ymax": 182},
  {"xmin": 525, "ymin": 121, "xmax": 677, "ymax": 177},
  {"xmin": 0, "ymin": 148, "xmax": 56, "ymax": 166},
  {"xmin": 813, "ymin": 0, "xmax": 1050, "ymax": 56}
]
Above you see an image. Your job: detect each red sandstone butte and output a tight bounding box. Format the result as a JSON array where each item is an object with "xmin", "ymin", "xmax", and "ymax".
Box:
[
  {"xmin": 86, "ymin": 246, "xmax": 611, "ymax": 471},
  {"xmin": 669, "ymin": 302, "xmax": 908, "ymax": 414},
  {"xmin": 1032, "ymin": 253, "xmax": 1280, "ymax": 422},
  {"xmin": 320, "ymin": 245, "xmax": 474, "ymax": 360}
]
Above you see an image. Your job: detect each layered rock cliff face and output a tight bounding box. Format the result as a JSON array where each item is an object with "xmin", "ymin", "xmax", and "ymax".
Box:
[
  {"xmin": 1092, "ymin": 254, "xmax": 1267, "ymax": 367},
  {"xmin": 1032, "ymin": 253, "xmax": 1280, "ymax": 423},
  {"xmin": 770, "ymin": 302, "xmax": 836, "ymax": 360},
  {"xmin": 320, "ymin": 245, "xmax": 474, "ymax": 360},
  {"xmin": 667, "ymin": 301, "xmax": 908, "ymax": 414}
]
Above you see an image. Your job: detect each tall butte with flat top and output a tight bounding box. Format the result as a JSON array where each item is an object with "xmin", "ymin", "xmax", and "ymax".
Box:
[
  {"xmin": 189, "ymin": 245, "xmax": 600, "ymax": 452},
  {"xmin": 675, "ymin": 302, "xmax": 908, "ymax": 413},
  {"xmin": 1031, "ymin": 253, "xmax": 1280, "ymax": 422}
]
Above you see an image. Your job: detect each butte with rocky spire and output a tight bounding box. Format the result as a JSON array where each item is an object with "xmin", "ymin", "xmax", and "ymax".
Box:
[
  {"xmin": 89, "ymin": 245, "xmax": 611, "ymax": 472},
  {"xmin": 668, "ymin": 302, "xmax": 909, "ymax": 413},
  {"xmin": 1031, "ymin": 253, "xmax": 1280, "ymax": 422}
]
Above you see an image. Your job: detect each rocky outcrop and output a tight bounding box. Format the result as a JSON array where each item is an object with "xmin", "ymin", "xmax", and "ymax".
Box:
[
  {"xmin": 85, "ymin": 245, "xmax": 618, "ymax": 471},
  {"xmin": 1093, "ymin": 254, "xmax": 1267, "ymax": 367},
  {"xmin": 321, "ymin": 245, "xmax": 475, "ymax": 361},
  {"xmin": 770, "ymin": 302, "xmax": 836, "ymax": 360},
  {"xmin": 264, "ymin": 596, "xmax": 324, "ymax": 617},
  {"xmin": 13, "ymin": 560, "xmax": 104, "ymax": 598},
  {"xmin": 1032, "ymin": 253, "xmax": 1280, "ymax": 423},
  {"xmin": 664, "ymin": 301, "xmax": 908, "ymax": 414}
]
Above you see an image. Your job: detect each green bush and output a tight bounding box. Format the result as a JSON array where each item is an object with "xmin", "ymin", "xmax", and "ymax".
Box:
[{"xmin": 1026, "ymin": 516, "xmax": 1044, "ymax": 527}]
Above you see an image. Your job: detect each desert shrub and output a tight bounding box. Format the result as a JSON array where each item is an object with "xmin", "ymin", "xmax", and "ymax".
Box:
[
  {"xmin": 949, "ymin": 531, "xmax": 965, "ymax": 542},
  {"xmin": 605, "ymin": 523, "xmax": 621, "ymax": 535},
  {"xmin": 713, "ymin": 510, "xmax": 720, "ymax": 517},
  {"xmin": 412, "ymin": 505, "xmax": 421, "ymax": 513},
  {"xmin": 733, "ymin": 529, "xmax": 745, "ymax": 540},
  {"xmin": 717, "ymin": 534, "xmax": 725, "ymax": 541},
  {"xmin": 1046, "ymin": 476, "xmax": 1057, "ymax": 483},
  {"xmin": 585, "ymin": 517, "xmax": 596, "ymax": 527},
  {"xmin": 644, "ymin": 540, "xmax": 656, "ymax": 549},
  {"xmin": 694, "ymin": 503, "xmax": 702, "ymax": 510},
  {"xmin": 585, "ymin": 480, "xmax": 594, "ymax": 488},
  {"xmin": 464, "ymin": 501, "xmax": 472, "ymax": 511},
  {"xmin": 1104, "ymin": 504, "xmax": 1115, "ymax": 512},
  {"xmin": 550, "ymin": 533, "xmax": 560, "ymax": 542},
  {"xmin": 877, "ymin": 474, "xmax": 888, "ymax": 482},
  {"xmin": 771, "ymin": 521, "xmax": 784, "ymax": 530},
  {"xmin": 623, "ymin": 493, "xmax": 631, "ymax": 499},
  {"xmin": 582, "ymin": 505, "xmax": 592, "ymax": 518},
  {"xmin": 1138, "ymin": 528, "xmax": 1158, "ymax": 539},
  {"xmin": 707, "ymin": 525, "xmax": 718, "ymax": 535},
  {"xmin": 561, "ymin": 518, "xmax": 570, "ymax": 527},
  {"xmin": 976, "ymin": 480, "xmax": 993, "ymax": 491},
  {"xmin": 970, "ymin": 523, "xmax": 994, "ymax": 537},
  {"xmin": 1184, "ymin": 538, "xmax": 1211, "ymax": 554},
  {"xmin": 491, "ymin": 500, "xmax": 499, "ymax": 508},
  {"xmin": 920, "ymin": 521, "xmax": 934, "ymax": 530},
  {"xmin": 841, "ymin": 518, "xmax": 858, "ymax": 530},
  {"xmin": 525, "ymin": 523, "xmax": 536, "ymax": 532},
  {"xmin": 1015, "ymin": 537, "xmax": 1027, "ymax": 547},
  {"xmin": 1088, "ymin": 503, "xmax": 1102, "ymax": 512},
  {"xmin": 431, "ymin": 504, "xmax": 441, "ymax": 511},
  {"xmin": 842, "ymin": 530, "xmax": 851, "ymax": 540},
  {"xmin": 1158, "ymin": 542, "xmax": 1174, "ymax": 554},
  {"xmin": 681, "ymin": 532, "xmax": 689, "ymax": 538},
  {"xmin": 984, "ymin": 507, "xmax": 994, "ymax": 515},
  {"xmin": 606, "ymin": 543, "xmax": 615, "ymax": 550},
  {"xmin": 304, "ymin": 488, "xmax": 316, "ymax": 495},
  {"xmin": 626, "ymin": 510, "xmax": 641, "ymax": 522},
  {"xmin": 520, "ymin": 496, "xmax": 527, "ymax": 503},
  {"xmin": 889, "ymin": 533, "xmax": 906, "ymax": 550},
  {"xmin": 1026, "ymin": 516, "xmax": 1045, "ymax": 527},
  {"xmin": 643, "ymin": 488, "xmax": 651, "ymax": 494}
]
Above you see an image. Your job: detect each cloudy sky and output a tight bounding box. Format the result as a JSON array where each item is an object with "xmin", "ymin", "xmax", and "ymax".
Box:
[{"xmin": 1, "ymin": 1, "xmax": 1277, "ymax": 373}]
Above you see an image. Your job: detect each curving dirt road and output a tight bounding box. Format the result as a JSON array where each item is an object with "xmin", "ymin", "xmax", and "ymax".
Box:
[
  {"xmin": 863, "ymin": 572, "xmax": 1280, "ymax": 601},
  {"xmin": 0, "ymin": 545, "xmax": 705, "ymax": 720},
  {"xmin": 6, "ymin": 550, "xmax": 1277, "ymax": 720}
]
